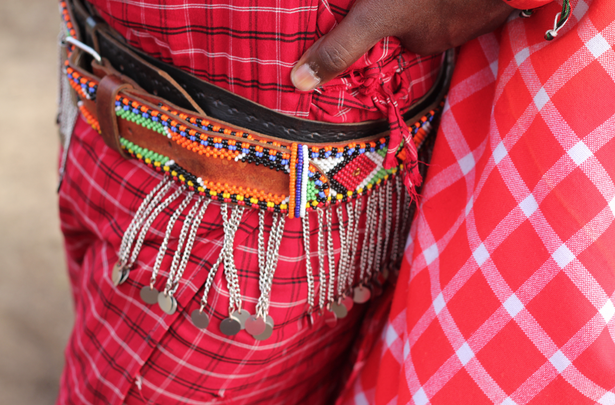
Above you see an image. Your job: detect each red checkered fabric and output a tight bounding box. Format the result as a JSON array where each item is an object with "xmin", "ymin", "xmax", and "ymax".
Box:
[
  {"xmin": 58, "ymin": 117, "xmax": 377, "ymax": 404},
  {"xmin": 86, "ymin": 0, "xmax": 442, "ymax": 123},
  {"xmin": 338, "ymin": 0, "xmax": 615, "ymax": 403}
]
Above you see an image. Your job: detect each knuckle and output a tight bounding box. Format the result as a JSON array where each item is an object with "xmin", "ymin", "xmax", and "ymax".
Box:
[{"xmin": 316, "ymin": 40, "xmax": 353, "ymax": 73}]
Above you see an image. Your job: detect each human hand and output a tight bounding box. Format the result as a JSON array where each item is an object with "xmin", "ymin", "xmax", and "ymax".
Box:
[{"xmin": 291, "ymin": 0, "xmax": 514, "ymax": 91}]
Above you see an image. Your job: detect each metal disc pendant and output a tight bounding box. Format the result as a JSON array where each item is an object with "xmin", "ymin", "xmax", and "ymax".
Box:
[
  {"xmin": 382, "ymin": 268, "xmax": 390, "ymax": 280},
  {"xmin": 112, "ymin": 263, "xmax": 128, "ymax": 286},
  {"xmin": 233, "ymin": 309, "xmax": 251, "ymax": 330},
  {"xmin": 331, "ymin": 301, "xmax": 348, "ymax": 319},
  {"xmin": 353, "ymin": 285, "xmax": 371, "ymax": 304},
  {"xmin": 342, "ymin": 296, "xmax": 354, "ymax": 312},
  {"xmin": 254, "ymin": 323, "xmax": 273, "ymax": 341},
  {"xmin": 191, "ymin": 309, "xmax": 210, "ymax": 329},
  {"xmin": 157, "ymin": 292, "xmax": 178, "ymax": 315},
  {"xmin": 324, "ymin": 309, "xmax": 338, "ymax": 328},
  {"xmin": 140, "ymin": 286, "xmax": 159, "ymax": 305},
  {"xmin": 265, "ymin": 315, "xmax": 274, "ymax": 328},
  {"xmin": 220, "ymin": 317, "xmax": 241, "ymax": 336},
  {"xmin": 245, "ymin": 315, "xmax": 267, "ymax": 336}
]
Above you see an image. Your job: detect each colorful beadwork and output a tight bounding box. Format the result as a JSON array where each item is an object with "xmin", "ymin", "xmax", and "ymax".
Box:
[{"xmin": 64, "ymin": 26, "xmax": 445, "ymax": 216}]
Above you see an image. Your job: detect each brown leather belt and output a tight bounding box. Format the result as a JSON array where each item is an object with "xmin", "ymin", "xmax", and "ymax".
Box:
[{"xmin": 61, "ymin": 0, "xmax": 453, "ymax": 217}]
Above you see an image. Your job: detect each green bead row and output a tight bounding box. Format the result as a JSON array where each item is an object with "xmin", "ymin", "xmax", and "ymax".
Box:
[
  {"xmin": 116, "ymin": 108, "xmax": 167, "ymax": 135},
  {"xmin": 119, "ymin": 137, "xmax": 170, "ymax": 165},
  {"xmin": 306, "ymin": 181, "xmax": 319, "ymax": 202}
]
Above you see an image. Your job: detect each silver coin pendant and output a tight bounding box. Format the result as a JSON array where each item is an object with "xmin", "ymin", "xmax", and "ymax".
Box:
[
  {"xmin": 331, "ymin": 302, "xmax": 348, "ymax": 319},
  {"xmin": 342, "ymin": 296, "xmax": 354, "ymax": 312},
  {"xmin": 353, "ymin": 285, "xmax": 371, "ymax": 304},
  {"xmin": 140, "ymin": 286, "xmax": 159, "ymax": 305},
  {"xmin": 245, "ymin": 315, "xmax": 267, "ymax": 336},
  {"xmin": 220, "ymin": 317, "xmax": 241, "ymax": 336},
  {"xmin": 158, "ymin": 292, "xmax": 178, "ymax": 315},
  {"xmin": 191, "ymin": 309, "xmax": 210, "ymax": 329},
  {"xmin": 112, "ymin": 263, "xmax": 128, "ymax": 286},
  {"xmin": 253, "ymin": 323, "xmax": 273, "ymax": 341},
  {"xmin": 232, "ymin": 309, "xmax": 251, "ymax": 330}
]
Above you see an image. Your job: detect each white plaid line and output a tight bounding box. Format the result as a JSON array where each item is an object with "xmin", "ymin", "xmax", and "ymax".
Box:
[
  {"xmin": 568, "ymin": 141, "xmax": 593, "ymax": 165},
  {"xmin": 600, "ymin": 300, "xmax": 615, "ymax": 323},
  {"xmin": 412, "ymin": 387, "xmax": 429, "ymax": 405},
  {"xmin": 599, "ymin": 391, "xmax": 615, "ymax": 405},
  {"xmin": 433, "ymin": 293, "xmax": 446, "ymax": 315},
  {"xmin": 423, "ymin": 243, "xmax": 439, "ymax": 265},
  {"xmin": 519, "ymin": 194, "xmax": 539, "ymax": 218},
  {"xmin": 472, "ymin": 243, "xmax": 489, "ymax": 266},
  {"xmin": 503, "ymin": 294, "xmax": 524, "ymax": 318},
  {"xmin": 552, "ymin": 244, "xmax": 575, "ymax": 268},
  {"xmin": 549, "ymin": 350, "xmax": 571, "ymax": 373},
  {"xmin": 533, "ymin": 88, "xmax": 550, "ymax": 111},
  {"xmin": 458, "ymin": 152, "xmax": 476, "ymax": 175},
  {"xmin": 492, "ymin": 141, "xmax": 508, "ymax": 165},
  {"xmin": 456, "ymin": 342, "xmax": 474, "ymax": 366},
  {"xmin": 572, "ymin": 0, "xmax": 590, "ymax": 22},
  {"xmin": 586, "ymin": 33, "xmax": 612, "ymax": 59}
]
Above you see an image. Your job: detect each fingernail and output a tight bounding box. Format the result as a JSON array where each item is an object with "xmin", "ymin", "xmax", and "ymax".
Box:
[{"xmin": 291, "ymin": 63, "xmax": 320, "ymax": 92}]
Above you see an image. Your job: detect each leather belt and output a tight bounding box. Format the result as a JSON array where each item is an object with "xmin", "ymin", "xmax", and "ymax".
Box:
[{"xmin": 60, "ymin": 0, "xmax": 453, "ymax": 217}]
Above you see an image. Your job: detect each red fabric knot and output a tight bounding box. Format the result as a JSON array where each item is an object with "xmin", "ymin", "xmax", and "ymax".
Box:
[{"xmin": 367, "ymin": 71, "xmax": 422, "ymax": 202}]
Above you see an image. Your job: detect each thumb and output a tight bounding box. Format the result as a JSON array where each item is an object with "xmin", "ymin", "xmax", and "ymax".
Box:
[{"xmin": 291, "ymin": 2, "xmax": 385, "ymax": 92}]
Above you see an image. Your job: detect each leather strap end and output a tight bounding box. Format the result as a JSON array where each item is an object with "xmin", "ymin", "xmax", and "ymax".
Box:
[{"xmin": 97, "ymin": 74, "xmax": 133, "ymax": 158}]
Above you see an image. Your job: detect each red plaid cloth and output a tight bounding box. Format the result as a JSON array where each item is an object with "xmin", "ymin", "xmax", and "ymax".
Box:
[
  {"xmin": 59, "ymin": 117, "xmax": 376, "ymax": 404},
  {"xmin": 339, "ymin": 0, "xmax": 615, "ymax": 403},
  {"xmin": 87, "ymin": 0, "xmax": 441, "ymax": 123}
]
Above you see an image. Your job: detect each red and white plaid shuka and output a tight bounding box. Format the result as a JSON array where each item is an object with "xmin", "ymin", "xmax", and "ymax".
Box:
[
  {"xmin": 338, "ymin": 0, "xmax": 615, "ymax": 403},
  {"xmin": 58, "ymin": 0, "xmax": 615, "ymax": 404},
  {"xmin": 58, "ymin": 1, "xmax": 439, "ymax": 404}
]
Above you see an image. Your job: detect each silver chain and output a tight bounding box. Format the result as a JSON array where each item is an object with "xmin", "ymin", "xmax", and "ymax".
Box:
[
  {"xmin": 118, "ymin": 177, "xmax": 172, "ymax": 266},
  {"xmin": 257, "ymin": 210, "xmax": 266, "ymax": 275},
  {"xmin": 325, "ymin": 208, "xmax": 336, "ymax": 307},
  {"xmin": 163, "ymin": 197, "xmax": 202, "ymax": 294},
  {"xmin": 128, "ymin": 185, "xmax": 186, "ymax": 270},
  {"xmin": 364, "ymin": 192, "xmax": 378, "ymax": 281},
  {"xmin": 390, "ymin": 175, "xmax": 404, "ymax": 263},
  {"xmin": 358, "ymin": 193, "xmax": 373, "ymax": 283},
  {"xmin": 372, "ymin": 186, "xmax": 386, "ymax": 277},
  {"xmin": 166, "ymin": 197, "xmax": 210, "ymax": 296},
  {"xmin": 317, "ymin": 209, "xmax": 327, "ymax": 311},
  {"xmin": 335, "ymin": 204, "xmax": 348, "ymax": 299},
  {"xmin": 221, "ymin": 205, "xmax": 245, "ymax": 313},
  {"xmin": 382, "ymin": 180, "xmax": 394, "ymax": 268},
  {"xmin": 302, "ymin": 213, "xmax": 315, "ymax": 313},
  {"xmin": 149, "ymin": 191, "xmax": 194, "ymax": 288},
  {"xmin": 255, "ymin": 213, "xmax": 285, "ymax": 318},
  {"xmin": 346, "ymin": 197, "xmax": 362, "ymax": 291}
]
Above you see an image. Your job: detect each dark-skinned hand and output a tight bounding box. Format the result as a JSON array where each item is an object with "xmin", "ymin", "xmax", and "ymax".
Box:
[{"xmin": 291, "ymin": 0, "xmax": 514, "ymax": 91}]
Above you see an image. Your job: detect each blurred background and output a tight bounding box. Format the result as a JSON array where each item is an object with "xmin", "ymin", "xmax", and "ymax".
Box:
[{"xmin": 0, "ymin": 0, "xmax": 73, "ymax": 404}]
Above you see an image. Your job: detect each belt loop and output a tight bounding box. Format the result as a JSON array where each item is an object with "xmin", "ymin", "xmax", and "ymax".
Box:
[{"xmin": 97, "ymin": 75, "xmax": 132, "ymax": 158}]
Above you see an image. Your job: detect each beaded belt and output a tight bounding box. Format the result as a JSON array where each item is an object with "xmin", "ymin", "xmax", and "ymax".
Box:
[{"xmin": 59, "ymin": 0, "xmax": 453, "ymax": 340}]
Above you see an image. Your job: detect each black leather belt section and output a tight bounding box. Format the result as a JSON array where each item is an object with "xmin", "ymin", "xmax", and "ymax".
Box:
[{"xmin": 69, "ymin": 0, "xmax": 452, "ymax": 143}]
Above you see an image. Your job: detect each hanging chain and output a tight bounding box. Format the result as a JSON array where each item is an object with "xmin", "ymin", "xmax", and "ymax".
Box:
[
  {"xmin": 149, "ymin": 191, "xmax": 194, "ymax": 288},
  {"xmin": 167, "ymin": 198, "xmax": 210, "ymax": 296},
  {"xmin": 325, "ymin": 208, "xmax": 336, "ymax": 308},
  {"xmin": 302, "ymin": 213, "xmax": 315, "ymax": 313},
  {"xmin": 118, "ymin": 177, "xmax": 172, "ymax": 266},
  {"xmin": 317, "ymin": 209, "xmax": 327, "ymax": 311}
]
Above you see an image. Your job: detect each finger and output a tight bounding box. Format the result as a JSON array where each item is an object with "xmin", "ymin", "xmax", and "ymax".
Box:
[{"xmin": 291, "ymin": 1, "xmax": 389, "ymax": 91}]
